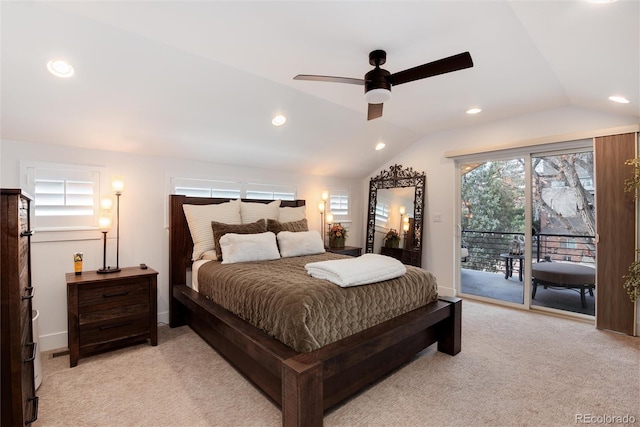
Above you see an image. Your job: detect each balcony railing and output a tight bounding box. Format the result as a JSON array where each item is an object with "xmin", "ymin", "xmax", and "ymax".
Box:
[{"xmin": 461, "ymin": 230, "xmax": 596, "ymax": 273}]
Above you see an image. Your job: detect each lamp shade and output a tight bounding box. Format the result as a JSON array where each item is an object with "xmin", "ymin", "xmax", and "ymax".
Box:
[
  {"xmin": 326, "ymin": 213, "xmax": 334, "ymax": 224},
  {"xmin": 112, "ymin": 177, "xmax": 125, "ymax": 195},
  {"xmin": 100, "ymin": 197, "xmax": 113, "ymax": 211},
  {"xmin": 318, "ymin": 202, "xmax": 325, "ymax": 212},
  {"xmin": 98, "ymin": 214, "xmax": 112, "ymax": 231},
  {"xmin": 321, "ymin": 191, "xmax": 329, "ymax": 201},
  {"xmin": 403, "ymin": 223, "xmax": 410, "ymax": 232},
  {"xmin": 399, "ymin": 206, "xmax": 406, "ymax": 215}
]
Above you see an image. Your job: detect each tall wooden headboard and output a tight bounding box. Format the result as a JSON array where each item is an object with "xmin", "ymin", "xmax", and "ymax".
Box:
[{"xmin": 168, "ymin": 195, "xmax": 305, "ymax": 325}]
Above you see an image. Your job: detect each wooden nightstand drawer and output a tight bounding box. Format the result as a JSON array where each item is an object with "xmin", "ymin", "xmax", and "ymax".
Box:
[
  {"xmin": 80, "ymin": 310, "xmax": 150, "ymax": 347},
  {"xmin": 67, "ymin": 266, "xmax": 158, "ymax": 367},
  {"xmin": 79, "ymin": 280, "xmax": 149, "ymax": 313}
]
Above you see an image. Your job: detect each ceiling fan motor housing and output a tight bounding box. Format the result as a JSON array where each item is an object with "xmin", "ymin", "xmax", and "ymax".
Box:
[{"xmin": 365, "ymin": 67, "xmax": 391, "ymax": 104}]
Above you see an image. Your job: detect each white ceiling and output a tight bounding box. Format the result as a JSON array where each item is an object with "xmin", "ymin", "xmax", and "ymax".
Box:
[{"xmin": 1, "ymin": 1, "xmax": 638, "ymax": 179}]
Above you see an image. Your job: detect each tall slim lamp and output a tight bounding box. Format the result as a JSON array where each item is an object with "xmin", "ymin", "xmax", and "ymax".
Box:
[
  {"xmin": 112, "ymin": 177, "xmax": 125, "ymax": 272},
  {"xmin": 318, "ymin": 201, "xmax": 325, "ymax": 247},
  {"xmin": 320, "ymin": 190, "xmax": 329, "ymax": 247},
  {"xmin": 97, "ymin": 212, "xmax": 118, "ymax": 274}
]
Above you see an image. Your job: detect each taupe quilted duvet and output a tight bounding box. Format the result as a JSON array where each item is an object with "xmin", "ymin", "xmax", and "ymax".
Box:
[{"xmin": 197, "ymin": 252, "xmax": 438, "ymax": 352}]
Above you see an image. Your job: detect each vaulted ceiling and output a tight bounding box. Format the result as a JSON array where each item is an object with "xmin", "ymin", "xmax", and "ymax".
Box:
[{"xmin": 1, "ymin": 1, "xmax": 638, "ymax": 178}]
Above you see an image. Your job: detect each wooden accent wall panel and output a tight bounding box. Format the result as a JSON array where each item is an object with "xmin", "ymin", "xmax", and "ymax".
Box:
[{"xmin": 595, "ymin": 133, "xmax": 637, "ymax": 335}]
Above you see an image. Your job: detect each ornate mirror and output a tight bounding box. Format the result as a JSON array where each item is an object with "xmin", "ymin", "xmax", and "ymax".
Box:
[{"xmin": 366, "ymin": 164, "xmax": 426, "ymax": 267}]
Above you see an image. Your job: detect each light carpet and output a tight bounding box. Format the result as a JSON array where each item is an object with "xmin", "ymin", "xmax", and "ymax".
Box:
[{"xmin": 33, "ymin": 300, "xmax": 639, "ymax": 426}]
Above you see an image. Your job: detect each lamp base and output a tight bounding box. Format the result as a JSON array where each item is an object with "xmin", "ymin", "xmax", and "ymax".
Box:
[{"xmin": 97, "ymin": 267, "xmax": 121, "ymax": 274}]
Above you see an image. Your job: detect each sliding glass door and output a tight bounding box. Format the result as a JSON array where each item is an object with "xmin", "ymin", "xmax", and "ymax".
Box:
[
  {"xmin": 457, "ymin": 141, "xmax": 595, "ymax": 317},
  {"xmin": 459, "ymin": 158, "xmax": 526, "ymax": 305},
  {"xmin": 530, "ymin": 149, "xmax": 596, "ymax": 316}
]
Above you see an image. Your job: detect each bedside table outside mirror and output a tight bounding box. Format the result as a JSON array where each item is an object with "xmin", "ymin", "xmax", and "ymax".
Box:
[{"xmin": 66, "ymin": 266, "xmax": 158, "ymax": 367}]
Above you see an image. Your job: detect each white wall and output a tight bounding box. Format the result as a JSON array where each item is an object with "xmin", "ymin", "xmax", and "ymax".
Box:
[
  {"xmin": 1, "ymin": 139, "xmax": 364, "ymax": 351},
  {"xmin": 363, "ymin": 106, "xmax": 638, "ymax": 306}
]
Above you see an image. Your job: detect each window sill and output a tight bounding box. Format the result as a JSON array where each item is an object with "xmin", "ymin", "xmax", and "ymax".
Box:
[{"xmin": 31, "ymin": 227, "xmax": 103, "ymax": 243}]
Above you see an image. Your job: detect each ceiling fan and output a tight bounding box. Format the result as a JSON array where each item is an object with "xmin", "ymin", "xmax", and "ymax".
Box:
[{"xmin": 294, "ymin": 50, "xmax": 473, "ymax": 120}]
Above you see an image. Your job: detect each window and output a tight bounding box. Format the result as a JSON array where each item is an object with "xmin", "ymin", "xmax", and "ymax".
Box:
[
  {"xmin": 170, "ymin": 177, "xmax": 295, "ymax": 200},
  {"xmin": 375, "ymin": 201, "xmax": 389, "ymax": 225},
  {"xmin": 328, "ymin": 189, "xmax": 350, "ymax": 220},
  {"xmin": 245, "ymin": 183, "xmax": 295, "ymax": 201},
  {"xmin": 22, "ymin": 163, "xmax": 102, "ymax": 230},
  {"xmin": 172, "ymin": 178, "xmax": 242, "ymax": 199}
]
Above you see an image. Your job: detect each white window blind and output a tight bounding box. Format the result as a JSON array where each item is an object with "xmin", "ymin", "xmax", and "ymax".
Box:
[
  {"xmin": 23, "ymin": 164, "xmax": 102, "ymax": 229},
  {"xmin": 375, "ymin": 201, "xmax": 389, "ymax": 224},
  {"xmin": 328, "ymin": 189, "xmax": 349, "ymax": 219},
  {"xmin": 171, "ymin": 178, "xmax": 242, "ymax": 199},
  {"xmin": 245, "ymin": 183, "xmax": 295, "ymax": 201},
  {"xmin": 170, "ymin": 178, "xmax": 296, "ymax": 201}
]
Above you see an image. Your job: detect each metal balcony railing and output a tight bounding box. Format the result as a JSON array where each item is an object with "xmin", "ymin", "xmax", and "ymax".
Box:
[{"xmin": 461, "ymin": 230, "xmax": 596, "ymax": 273}]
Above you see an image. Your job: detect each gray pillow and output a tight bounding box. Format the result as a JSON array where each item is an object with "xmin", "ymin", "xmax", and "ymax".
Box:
[{"xmin": 267, "ymin": 218, "xmax": 308, "ymax": 234}]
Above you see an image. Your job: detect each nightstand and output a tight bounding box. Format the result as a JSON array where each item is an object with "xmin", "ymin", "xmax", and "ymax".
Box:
[
  {"xmin": 66, "ymin": 266, "xmax": 158, "ymax": 367},
  {"xmin": 327, "ymin": 246, "xmax": 362, "ymax": 257}
]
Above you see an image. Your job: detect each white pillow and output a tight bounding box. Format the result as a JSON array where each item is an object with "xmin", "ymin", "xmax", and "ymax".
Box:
[
  {"xmin": 240, "ymin": 200, "xmax": 281, "ymax": 224},
  {"xmin": 183, "ymin": 200, "xmax": 241, "ymax": 261},
  {"xmin": 277, "ymin": 230, "xmax": 326, "ymax": 258},
  {"xmin": 278, "ymin": 205, "xmax": 306, "ymax": 222},
  {"xmin": 219, "ymin": 232, "xmax": 281, "ymax": 264}
]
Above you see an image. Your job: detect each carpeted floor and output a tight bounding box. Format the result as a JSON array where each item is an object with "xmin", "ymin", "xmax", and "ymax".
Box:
[{"xmin": 33, "ymin": 300, "xmax": 638, "ymax": 426}]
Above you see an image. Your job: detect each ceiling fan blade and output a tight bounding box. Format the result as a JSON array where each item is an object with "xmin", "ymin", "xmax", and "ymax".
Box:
[
  {"xmin": 387, "ymin": 52, "xmax": 473, "ymax": 86},
  {"xmin": 367, "ymin": 103, "xmax": 383, "ymax": 121},
  {"xmin": 294, "ymin": 74, "xmax": 365, "ymax": 85}
]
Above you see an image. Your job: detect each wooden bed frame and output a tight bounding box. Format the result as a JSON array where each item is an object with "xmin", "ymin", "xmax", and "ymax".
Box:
[{"xmin": 168, "ymin": 195, "xmax": 461, "ymax": 426}]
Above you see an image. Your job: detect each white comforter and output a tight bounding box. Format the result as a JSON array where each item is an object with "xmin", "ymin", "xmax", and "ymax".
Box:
[{"xmin": 305, "ymin": 253, "xmax": 407, "ymax": 287}]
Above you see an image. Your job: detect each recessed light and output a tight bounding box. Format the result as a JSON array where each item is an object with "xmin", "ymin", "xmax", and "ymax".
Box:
[
  {"xmin": 375, "ymin": 142, "xmax": 386, "ymax": 151},
  {"xmin": 272, "ymin": 114, "xmax": 287, "ymax": 126},
  {"xmin": 466, "ymin": 108, "xmax": 482, "ymax": 115},
  {"xmin": 608, "ymin": 95, "xmax": 629, "ymax": 104},
  {"xmin": 47, "ymin": 59, "xmax": 75, "ymax": 78}
]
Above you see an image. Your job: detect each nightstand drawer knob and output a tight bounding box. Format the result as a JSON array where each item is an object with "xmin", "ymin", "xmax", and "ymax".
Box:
[
  {"xmin": 103, "ymin": 290, "xmax": 129, "ymax": 298},
  {"xmin": 99, "ymin": 321, "xmax": 133, "ymax": 331}
]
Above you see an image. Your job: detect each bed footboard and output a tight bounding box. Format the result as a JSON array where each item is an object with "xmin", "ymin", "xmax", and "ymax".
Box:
[
  {"xmin": 173, "ymin": 284, "xmax": 461, "ymax": 427},
  {"xmin": 281, "ymin": 297, "xmax": 461, "ymax": 426}
]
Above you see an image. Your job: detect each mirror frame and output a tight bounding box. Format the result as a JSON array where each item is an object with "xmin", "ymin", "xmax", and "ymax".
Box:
[{"xmin": 366, "ymin": 164, "xmax": 426, "ymax": 267}]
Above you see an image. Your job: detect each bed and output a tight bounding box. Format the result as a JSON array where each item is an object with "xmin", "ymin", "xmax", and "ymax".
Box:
[{"xmin": 168, "ymin": 195, "xmax": 461, "ymax": 426}]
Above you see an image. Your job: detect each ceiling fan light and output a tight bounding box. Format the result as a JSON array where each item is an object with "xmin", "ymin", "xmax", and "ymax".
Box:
[{"xmin": 365, "ymin": 88, "xmax": 391, "ymax": 104}]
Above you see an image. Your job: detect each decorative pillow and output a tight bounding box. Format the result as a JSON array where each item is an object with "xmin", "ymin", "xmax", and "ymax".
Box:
[
  {"xmin": 240, "ymin": 200, "xmax": 281, "ymax": 224},
  {"xmin": 219, "ymin": 232, "xmax": 281, "ymax": 264},
  {"xmin": 183, "ymin": 200, "xmax": 241, "ymax": 260},
  {"xmin": 200, "ymin": 250, "xmax": 218, "ymax": 261},
  {"xmin": 278, "ymin": 205, "xmax": 306, "ymax": 222},
  {"xmin": 212, "ymin": 219, "xmax": 267, "ymax": 261},
  {"xmin": 277, "ymin": 230, "xmax": 325, "ymax": 258},
  {"xmin": 267, "ymin": 218, "xmax": 309, "ymax": 234}
]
